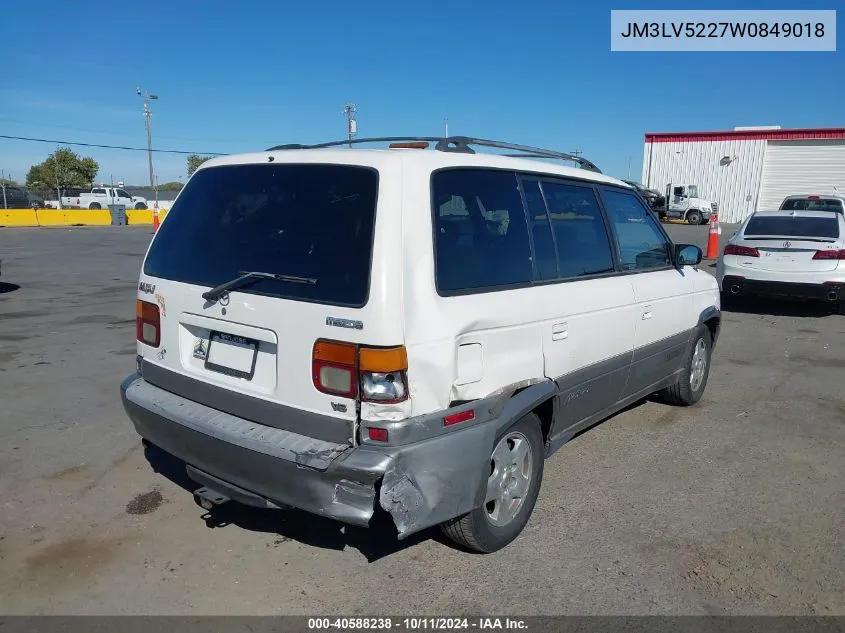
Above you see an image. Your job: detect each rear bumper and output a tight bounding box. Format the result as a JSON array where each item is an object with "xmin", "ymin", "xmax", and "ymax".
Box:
[
  {"xmin": 120, "ymin": 373, "xmax": 552, "ymax": 538},
  {"xmin": 721, "ymin": 275, "xmax": 844, "ymax": 301}
]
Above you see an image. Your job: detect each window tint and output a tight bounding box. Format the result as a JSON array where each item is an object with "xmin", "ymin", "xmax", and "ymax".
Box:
[
  {"xmin": 117, "ymin": 189, "xmax": 130, "ymax": 198},
  {"xmin": 601, "ymin": 188, "xmax": 672, "ymax": 271},
  {"xmin": 143, "ymin": 164, "xmax": 378, "ymax": 306},
  {"xmin": 673, "ymin": 186, "xmax": 684, "ymax": 197},
  {"xmin": 521, "ymin": 179, "xmax": 558, "ymax": 280},
  {"xmin": 745, "ymin": 215, "xmax": 839, "ymax": 239},
  {"xmin": 432, "ymin": 169, "xmax": 532, "ymax": 293},
  {"xmin": 541, "ymin": 181, "xmax": 615, "ymax": 277},
  {"xmin": 780, "ymin": 198, "xmax": 844, "ymax": 213}
]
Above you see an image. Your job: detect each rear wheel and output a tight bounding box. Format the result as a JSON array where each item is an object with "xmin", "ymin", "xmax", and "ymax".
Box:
[
  {"xmin": 686, "ymin": 210, "xmax": 702, "ymax": 225},
  {"xmin": 89, "ymin": 202, "xmax": 101, "ymax": 210},
  {"xmin": 440, "ymin": 413, "xmax": 544, "ymax": 553},
  {"xmin": 135, "ymin": 202, "xmax": 147, "ymax": 210},
  {"xmin": 658, "ymin": 324, "xmax": 712, "ymax": 406},
  {"xmin": 836, "ymin": 300, "xmax": 845, "ymax": 316}
]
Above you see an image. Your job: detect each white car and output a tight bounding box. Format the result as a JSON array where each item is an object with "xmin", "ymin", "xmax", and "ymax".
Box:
[
  {"xmin": 717, "ymin": 209, "xmax": 845, "ymax": 314},
  {"xmin": 120, "ymin": 136, "xmax": 721, "ymax": 553}
]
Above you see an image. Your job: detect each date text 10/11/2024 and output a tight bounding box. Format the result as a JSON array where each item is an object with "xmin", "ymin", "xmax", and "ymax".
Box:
[{"xmin": 307, "ymin": 618, "xmax": 528, "ymax": 630}]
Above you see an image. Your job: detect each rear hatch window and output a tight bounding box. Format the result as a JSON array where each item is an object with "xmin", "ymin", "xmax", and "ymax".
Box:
[
  {"xmin": 744, "ymin": 216, "xmax": 840, "ymax": 240},
  {"xmin": 143, "ymin": 163, "xmax": 379, "ymax": 307},
  {"xmin": 780, "ymin": 198, "xmax": 844, "ymax": 213}
]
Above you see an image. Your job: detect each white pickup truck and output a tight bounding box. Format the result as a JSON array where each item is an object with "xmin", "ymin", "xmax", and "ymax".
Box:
[{"xmin": 61, "ymin": 187, "xmax": 148, "ymax": 210}]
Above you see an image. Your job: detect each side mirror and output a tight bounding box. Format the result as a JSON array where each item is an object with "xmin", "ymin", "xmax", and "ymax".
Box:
[{"xmin": 675, "ymin": 243, "xmax": 702, "ymax": 267}]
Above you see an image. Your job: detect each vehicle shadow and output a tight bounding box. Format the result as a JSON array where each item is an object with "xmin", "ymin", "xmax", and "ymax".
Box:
[
  {"xmin": 0, "ymin": 282, "xmax": 21, "ymax": 294},
  {"xmin": 722, "ymin": 296, "xmax": 839, "ymax": 318},
  {"xmin": 142, "ymin": 441, "xmax": 440, "ymax": 562}
]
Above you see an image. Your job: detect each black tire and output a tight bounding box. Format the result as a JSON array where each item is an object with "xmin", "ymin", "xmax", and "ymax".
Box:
[
  {"xmin": 686, "ymin": 210, "xmax": 702, "ymax": 225},
  {"xmin": 836, "ymin": 300, "xmax": 845, "ymax": 316},
  {"xmin": 135, "ymin": 202, "xmax": 147, "ymax": 210},
  {"xmin": 659, "ymin": 324, "xmax": 712, "ymax": 406},
  {"xmin": 89, "ymin": 202, "xmax": 101, "ymax": 210},
  {"xmin": 440, "ymin": 413, "xmax": 544, "ymax": 553}
]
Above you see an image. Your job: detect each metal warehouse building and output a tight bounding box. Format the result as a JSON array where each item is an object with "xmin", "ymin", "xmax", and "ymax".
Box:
[{"xmin": 642, "ymin": 126, "xmax": 845, "ymax": 223}]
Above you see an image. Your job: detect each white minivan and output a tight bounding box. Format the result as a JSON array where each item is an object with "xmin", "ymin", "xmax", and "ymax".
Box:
[{"xmin": 121, "ymin": 136, "xmax": 721, "ymax": 552}]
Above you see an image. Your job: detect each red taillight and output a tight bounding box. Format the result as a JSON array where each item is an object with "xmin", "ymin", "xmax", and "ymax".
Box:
[
  {"xmin": 367, "ymin": 427, "xmax": 389, "ymax": 442},
  {"xmin": 813, "ymin": 249, "xmax": 845, "ymax": 260},
  {"xmin": 444, "ymin": 409, "xmax": 475, "ymax": 427},
  {"xmin": 311, "ymin": 340, "xmax": 409, "ymax": 403},
  {"xmin": 724, "ymin": 244, "xmax": 760, "ymax": 257},
  {"xmin": 808, "ymin": 195, "xmax": 820, "ymax": 200},
  {"xmin": 312, "ymin": 340, "xmax": 357, "ymax": 398},
  {"xmin": 135, "ymin": 300, "xmax": 160, "ymax": 347}
]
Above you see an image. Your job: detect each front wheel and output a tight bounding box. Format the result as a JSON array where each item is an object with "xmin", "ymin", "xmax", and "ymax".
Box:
[
  {"xmin": 658, "ymin": 325, "xmax": 712, "ymax": 406},
  {"xmin": 440, "ymin": 413, "xmax": 544, "ymax": 553},
  {"xmin": 686, "ymin": 210, "xmax": 702, "ymax": 225}
]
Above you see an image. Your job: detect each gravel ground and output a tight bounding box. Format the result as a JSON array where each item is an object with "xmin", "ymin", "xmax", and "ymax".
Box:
[{"xmin": 0, "ymin": 224, "xmax": 842, "ymax": 615}]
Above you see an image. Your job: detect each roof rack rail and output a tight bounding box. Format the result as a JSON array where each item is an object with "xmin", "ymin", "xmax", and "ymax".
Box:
[{"xmin": 265, "ymin": 136, "xmax": 601, "ymax": 173}]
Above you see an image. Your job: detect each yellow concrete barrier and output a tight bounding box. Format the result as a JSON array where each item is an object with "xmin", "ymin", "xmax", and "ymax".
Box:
[
  {"xmin": 0, "ymin": 209, "xmax": 39, "ymax": 227},
  {"xmin": 126, "ymin": 208, "xmax": 169, "ymax": 225},
  {"xmin": 0, "ymin": 207, "xmax": 170, "ymax": 227},
  {"xmin": 34, "ymin": 209, "xmax": 70, "ymax": 226},
  {"xmin": 66, "ymin": 209, "xmax": 111, "ymax": 226}
]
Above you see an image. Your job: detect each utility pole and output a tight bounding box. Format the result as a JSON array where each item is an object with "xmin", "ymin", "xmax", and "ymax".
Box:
[
  {"xmin": 1, "ymin": 169, "xmax": 7, "ymax": 210},
  {"xmin": 343, "ymin": 103, "xmax": 358, "ymax": 148},
  {"xmin": 444, "ymin": 117, "xmax": 449, "ymax": 137},
  {"xmin": 628, "ymin": 156, "xmax": 632, "ymax": 179},
  {"xmin": 136, "ymin": 86, "xmax": 158, "ymax": 189}
]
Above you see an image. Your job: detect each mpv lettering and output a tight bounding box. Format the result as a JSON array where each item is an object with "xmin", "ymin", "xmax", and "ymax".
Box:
[{"xmin": 120, "ymin": 136, "xmax": 721, "ymax": 553}]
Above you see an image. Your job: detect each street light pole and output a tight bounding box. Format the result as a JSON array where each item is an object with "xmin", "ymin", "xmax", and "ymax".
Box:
[{"xmin": 136, "ymin": 86, "xmax": 158, "ymax": 189}]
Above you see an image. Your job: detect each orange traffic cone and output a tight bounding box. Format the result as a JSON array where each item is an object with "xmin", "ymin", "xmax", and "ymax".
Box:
[
  {"xmin": 152, "ymin": 207, "xmax": 160, "ymax": 233},
  {"xmin": 706, "ymin": 213, "xmax": 719, "ymax": 259}
]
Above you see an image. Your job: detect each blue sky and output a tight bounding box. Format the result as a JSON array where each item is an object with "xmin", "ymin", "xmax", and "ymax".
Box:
[{"xmin": 0, "ymin": 0, "xmax": 842, "ymax": 186}]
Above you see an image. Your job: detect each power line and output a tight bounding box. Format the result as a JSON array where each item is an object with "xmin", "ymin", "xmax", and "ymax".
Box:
[{"xmin": 0, "ymin": 134, "xmax": 225, "ymax": 156}]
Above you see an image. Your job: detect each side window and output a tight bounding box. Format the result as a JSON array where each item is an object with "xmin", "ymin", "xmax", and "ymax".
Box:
[
  {"xmin": 540, "ymin": 181, "xmax": 615, "ymax": 278},
  {"xmin": 432, "ymin": 169, "xmax": 532, "ymax": 293},
  {"xmin": 92, "ymin": 188, "xmax": 106, "ymax": 195},
  {"xmin": 601, "ymin": 188, "xmax": 672, "ymax": 271},
  {"xmin": 520, "ymin": 179, "xmax": 558, "ymax": 281},
  {"xmin": 673, "ymin": 186, "xmax": 685, "ymax": 197},
  {"xmin": 117, "ymin": 189, "xmax": 130, "ymax": 198}
]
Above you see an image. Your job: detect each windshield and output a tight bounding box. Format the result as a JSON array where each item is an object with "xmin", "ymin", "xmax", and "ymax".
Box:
[
  {"xmin": 143, "ymin": 163, "xmax": 379, "ymax": 307},
  {"xmin": 687, "ymin": 185, "xmax": 699, "ymax": 199},
  {"xmin": 780, "ymin": 197, "xmax": 844, "ymax": 213},
  {"xmin": 744, "ymin": 215, "xmax": 840, "ymax": 239}
]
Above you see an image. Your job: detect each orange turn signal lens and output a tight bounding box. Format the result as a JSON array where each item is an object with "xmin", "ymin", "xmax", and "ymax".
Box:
[
  {"xmin": 359, "ymin": 346, "xmax": 408, "ymax": 373},
  {"xmin": 313, "ymin": 340, "xmax": 357, "ymax": 366}
]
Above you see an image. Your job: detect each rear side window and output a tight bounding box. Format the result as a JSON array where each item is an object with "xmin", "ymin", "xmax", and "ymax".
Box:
[
  {"xmin": 432, "ymin": 169, "xmax": 532, "ymax": 293},
  {"xmin": 541, "ymin": 181, "xmax": 615, "ymax": 277},
  {"xmin": 601, "ymin": 188, "xmax": 672, "ymax": 271},
  {"xmin": 92, "ymin": 188, "xmax": 106, "ymax": 194},
  {"xmin": 143, "ymin": 164, "xmax": 378, "ymax": 307},
  {"xmin": 745, "ymin": 215, "xmax": 840, "ymax": 239}
]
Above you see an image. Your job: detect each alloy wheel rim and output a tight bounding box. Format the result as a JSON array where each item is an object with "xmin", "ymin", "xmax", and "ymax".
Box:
[
  {"xmin": 689, "ymin": 338, "xmax": 707, "ymax": 391},
  {"xmin": 485, "ymin": 431, "xmax": 533, "ymax": 527}
]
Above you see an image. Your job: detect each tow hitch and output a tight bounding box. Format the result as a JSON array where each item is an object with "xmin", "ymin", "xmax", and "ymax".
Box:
[{"xmin": 193, "ymin": 486, "xmax": 230, "ymax": 510}]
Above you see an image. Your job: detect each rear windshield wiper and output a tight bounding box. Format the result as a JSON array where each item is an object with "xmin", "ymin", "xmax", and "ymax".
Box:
[{"xmin": 202, "ymin": 271, "xmax": 317, "ymax": 302}]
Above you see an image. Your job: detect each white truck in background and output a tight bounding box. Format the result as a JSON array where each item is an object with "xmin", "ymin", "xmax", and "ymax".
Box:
[
  {"xmin": 661, "ymin": 183, "xmax": 718, "ymax": 225},
  {"xmin": 61, "ymin": 187, "xmax": 148, "ymax": 210}
]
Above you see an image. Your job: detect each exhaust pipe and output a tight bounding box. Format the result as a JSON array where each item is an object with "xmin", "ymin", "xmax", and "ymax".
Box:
[{"xmin": 730, "ymin": 285, "xmax": 740, "ymax": 294}]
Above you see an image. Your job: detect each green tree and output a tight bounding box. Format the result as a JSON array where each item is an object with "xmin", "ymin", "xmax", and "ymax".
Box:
[
  {"xmin": 187, "ymin": 154, "xmax": 213, "ymax": 176},
  {"xmin": 26, "ymin": 147, "xmax": 99, "ymax": 197},
  {"xmin": 158, "ymin": 181, "xmax": 184, "ymax": 192}
]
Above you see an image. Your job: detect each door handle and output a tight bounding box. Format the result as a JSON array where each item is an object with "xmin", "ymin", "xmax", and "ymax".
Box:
[
  {"xmin": 552, "ymin": 322, "xmax": 568, "ymax": 341},
  {"xmin": 642, "ymin": 306, "xmax": 653, "ymax": 320}
]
